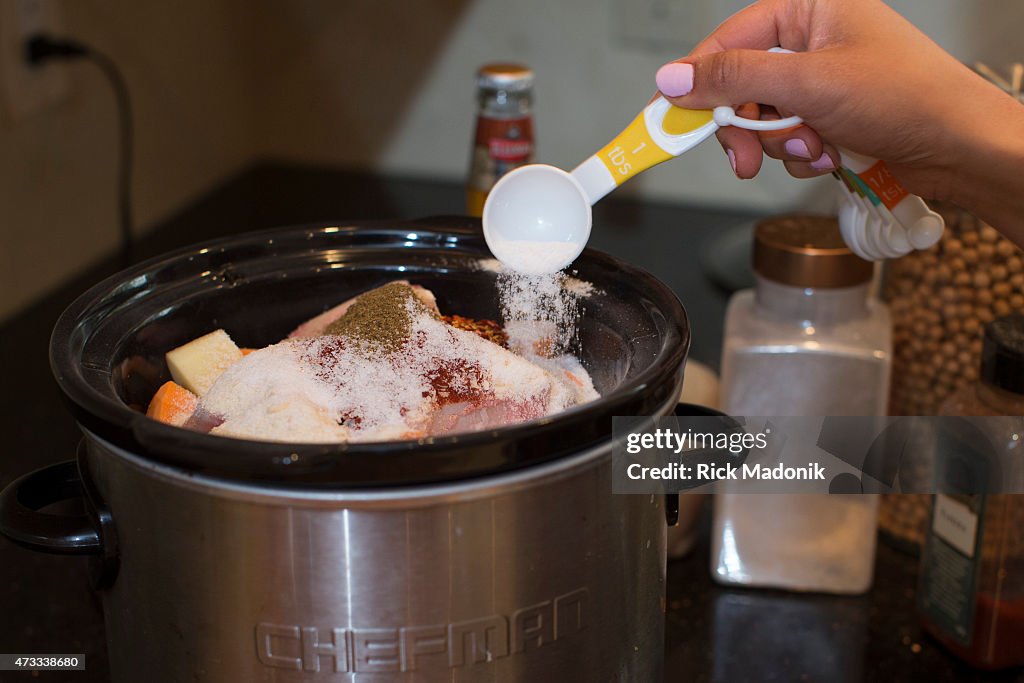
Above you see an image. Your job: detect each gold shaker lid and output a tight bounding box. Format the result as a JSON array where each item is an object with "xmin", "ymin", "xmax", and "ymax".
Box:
[{"xmin": 753, "ymin": 215, "xmax": 873, "ymax": 288}]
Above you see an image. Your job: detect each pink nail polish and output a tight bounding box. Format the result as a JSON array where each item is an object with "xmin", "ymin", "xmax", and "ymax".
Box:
[
  {"xmin": 727, "ymin": 148, "xmax": 738, "ymax": 175},
  {"xmin": 655, "ymin": 62, "xmax": 694, "ymax": 97},
  {"xmin": 810, "ymin": 153, "xmax": 835, "ymax": 171},
  {"xmin": 784, "ymin": 139, "xmax": 811, "ymax": 159}
]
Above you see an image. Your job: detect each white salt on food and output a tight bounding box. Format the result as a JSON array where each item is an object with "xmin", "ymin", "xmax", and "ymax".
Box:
[{"xmin": 197, "ymin": 295, "xmax": 598, "ymax": 443}]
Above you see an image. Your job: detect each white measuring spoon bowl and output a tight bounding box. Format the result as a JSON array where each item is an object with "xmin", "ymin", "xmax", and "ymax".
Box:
[
  {"xmin": 861, "ymin": 204, "xmax": 889, "ymax": 260},
  {"xmin": 856, "ymin": 202, "xmax": 883, "ymax": 260},
  {"xmin": 838, "ymin": 198, "xmax": 865, "ymax": 260},
  {"xmin": 481, "ymin": 164, "xmax": 592, "ymax": 275}
]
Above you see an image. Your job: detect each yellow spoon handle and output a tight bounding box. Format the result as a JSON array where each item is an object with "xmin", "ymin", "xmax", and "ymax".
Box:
[{"xmin": 570, "ymin": 98, "xmax": 718, "ymax": 203}]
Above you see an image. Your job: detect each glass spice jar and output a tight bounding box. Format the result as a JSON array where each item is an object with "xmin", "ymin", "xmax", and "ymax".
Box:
[
  {"xmin": 880, "ymin": 204, "xmax": 1024, "ymax": 552},
  {"xmin": 918, "ymin": 314, "xmax": 1024, "ymax": 670},
  {"xmin": 465, "ymin": 63, "xmax": 535, "ymax": 217}
]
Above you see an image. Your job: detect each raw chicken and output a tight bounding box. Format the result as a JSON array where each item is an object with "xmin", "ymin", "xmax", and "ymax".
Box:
[{"xmin": 157, "ymin": 281, "xmax": 598, "ymax": 443}]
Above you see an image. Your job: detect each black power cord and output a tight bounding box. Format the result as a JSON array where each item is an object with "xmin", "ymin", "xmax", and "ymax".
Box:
[{"xmin": 27, "ymin": 35, "xmax": 134, "ymax": 267}]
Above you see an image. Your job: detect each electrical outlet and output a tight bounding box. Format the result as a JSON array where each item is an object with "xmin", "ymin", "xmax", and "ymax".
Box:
[{"xmin": 0, "ymin": 0, "xmax": 69, "ymax": 123}]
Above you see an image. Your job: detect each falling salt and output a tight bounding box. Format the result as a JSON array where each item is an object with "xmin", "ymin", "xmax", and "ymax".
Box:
[
  {"xmin": 496, "ymin": 268, "xmax": 583, "ymax": 358},
  {"xmin": 477, "ymin": 258, "xmax": 598, "ymax": 297}
]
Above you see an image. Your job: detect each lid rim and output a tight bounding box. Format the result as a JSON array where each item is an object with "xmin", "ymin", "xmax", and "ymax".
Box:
[
  {"xmin": 753, "ymin": 214, "xmax": 873, "ymax": 288},
  {"xmin": 477, "ymin": 62, "xmax": 534, "ymax": 91},
  {"xmin": 981, "ymin": 314, "xmax": 1024, "ymax": 394}
]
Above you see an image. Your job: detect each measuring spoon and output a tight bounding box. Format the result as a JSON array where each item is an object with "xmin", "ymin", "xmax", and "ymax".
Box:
[{"xmin": 482, "ymin": 99, "xmax": 801, "ymax": 274}]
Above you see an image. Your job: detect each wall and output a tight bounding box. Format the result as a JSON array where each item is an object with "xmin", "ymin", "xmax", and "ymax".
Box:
[
  {"xmin": 2, "ymin": 0, "xmax": 1022, "ymax": 320},
  {"xmin": 252, "ymin": 0, "xmax": 1024, "ymax": 210},
  {"xmin": 0, "ymin": 0, "xmax": 257, "ymax": 320}
]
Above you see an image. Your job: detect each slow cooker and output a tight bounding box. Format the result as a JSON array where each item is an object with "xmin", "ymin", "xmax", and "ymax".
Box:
[{"xmin": 1, "ymin": 218, "xmax": 693, "ymax": 682}]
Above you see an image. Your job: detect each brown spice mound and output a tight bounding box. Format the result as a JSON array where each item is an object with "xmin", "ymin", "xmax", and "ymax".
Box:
[
  {"xmin": 324, "ymin": 282, "xmax": 436, "ymax": 352},
  {"xmin": 442, "ymin": 314, "xmax": 508, "ymax": 347}
]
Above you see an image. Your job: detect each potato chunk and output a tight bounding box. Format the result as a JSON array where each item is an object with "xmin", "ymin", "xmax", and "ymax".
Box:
[{"xmin": 165, "ymin": 329, "xmax": 242, "ymax": 396}]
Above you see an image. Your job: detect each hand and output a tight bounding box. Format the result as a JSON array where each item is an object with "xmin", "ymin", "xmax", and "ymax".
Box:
[{"xmin": 653, "ymin": 0, "xmax": 1024, "ymax": 241}]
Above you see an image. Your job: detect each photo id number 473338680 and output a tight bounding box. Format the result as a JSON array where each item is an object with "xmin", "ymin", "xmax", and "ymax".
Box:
[{"xmin": 0, "ymin": 654, "xmax": 85, "ymax": 671}]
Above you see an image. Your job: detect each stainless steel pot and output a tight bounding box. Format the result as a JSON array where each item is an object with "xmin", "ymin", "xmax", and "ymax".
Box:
[{"xmin": 2, "ymin": 218, "xmax": 692, "ymax": 682}]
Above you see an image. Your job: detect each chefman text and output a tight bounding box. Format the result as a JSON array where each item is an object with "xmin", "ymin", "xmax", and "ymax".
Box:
[{"xmin": 627, "ymin": 462, "xmax": 826, "ymax": 481}]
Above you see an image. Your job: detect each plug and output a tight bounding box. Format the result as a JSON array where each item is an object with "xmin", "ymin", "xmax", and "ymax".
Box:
[
  {"xmin": 25, "ymin": 34, "xmax": 88, "ymax": 65},
  {"xmin": 0, "ymin": 0, "xmax": 72, "ymax": 120}
]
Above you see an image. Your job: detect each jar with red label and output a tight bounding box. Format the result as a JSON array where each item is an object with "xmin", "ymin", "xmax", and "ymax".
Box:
[{"xmin": 466, "ymin": 63, "xmax": 534, "ymax": 217}]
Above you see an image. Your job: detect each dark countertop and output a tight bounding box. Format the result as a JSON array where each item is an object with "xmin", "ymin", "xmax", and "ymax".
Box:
[{"xmin": 0, "ymin": 164, "xmax": 1019, "ymax": 682}]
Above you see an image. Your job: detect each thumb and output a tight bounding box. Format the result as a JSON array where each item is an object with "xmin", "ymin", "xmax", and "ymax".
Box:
[{"xmin": 656, "ymin": 49, "xmax": 808, "ymax": 113}]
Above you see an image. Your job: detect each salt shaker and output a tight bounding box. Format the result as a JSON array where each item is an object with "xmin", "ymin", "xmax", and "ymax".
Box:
[{"xmin": 712, "ymin": 216, "xmax": 891, "ymax": 594}]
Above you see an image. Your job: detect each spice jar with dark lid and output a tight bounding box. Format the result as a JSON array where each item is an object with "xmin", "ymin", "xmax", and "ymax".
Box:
[
  {"xmin": 919, "ymin": 315, "xmax": 1024, "ymax": 670},
  {"xmin": 939, "ymin": 313, "xmax": 1024, "ymax": 416},
  {"xmin": 712, "ymin": 215, "xmax": 891, "ymax": 594},
  {"xmin": 879, "ymin": 209, "xmax": 1024, "ymax": 553}
]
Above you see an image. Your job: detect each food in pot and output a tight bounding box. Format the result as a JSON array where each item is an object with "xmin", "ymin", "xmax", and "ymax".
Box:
[
  {"xmin": 151, "ymin": 281, "xmax": 597, "ymax": 442},
  {"xmin": 145, "ymin": 381, "xmax": 199, "ymax": 426},
  {"xmin": 287, "ymin": 283, "xmax": 439, "ymax": 337},
  {"xmin": 441, "ymin": 314, "xmax": 509, "ymax": 348},
  {"xmin": 164, "ymin": 329, "xmax": 243, "ymax": 395}
]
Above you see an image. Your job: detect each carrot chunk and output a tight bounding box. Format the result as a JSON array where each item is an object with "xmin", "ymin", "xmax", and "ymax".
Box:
[{"xmin": 147, "ymin": 381, "xmax": 199, "ymax": 426}]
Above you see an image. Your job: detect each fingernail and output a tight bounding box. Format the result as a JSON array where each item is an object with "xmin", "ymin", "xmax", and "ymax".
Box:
[
  {"xmin": 656, "ymin": 62, "xmax": 694, "ymax": 97},
  {"xmin": 810, "ymin": 153, "xmax": 835, "ymax": 171},
  {"xmin": 784, "ymin": 138, "xmax": 811, "ymax": 159},
  {"xmin": 727, "ymin": 148, "xmax": 738, "ymax": 175}
]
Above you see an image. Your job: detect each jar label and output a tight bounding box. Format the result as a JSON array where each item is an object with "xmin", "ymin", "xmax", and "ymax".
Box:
[
  {"xmin": 468, "ymin": 115, "xmax": 534, "ymax": 192},
  {"xmin": 918, "ymin": 493, "xmax": 985, "ymax": 646},
  {"xmin": 488, "ymin": 138, "xmax": 532, "ymax": 162},
  {"xmin": 932, "ymin": 493, "xmax": 979, "ymax": 556},
  {"xmin": 857, "ymin": 160, "xmax": 909, "ymax": 210}
]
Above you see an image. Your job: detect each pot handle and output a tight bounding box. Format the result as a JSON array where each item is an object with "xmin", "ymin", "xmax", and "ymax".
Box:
[
  {"xmin": 673, "ymin": 402, "xmax": 732, "ymax": 420},
  {"xmin": 665, "ymin": 402, "xmax": 743, "ymax": 525},
  {"xmin": 0, "ymin": 454, "xmax": 101, "ymax": 555}
]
